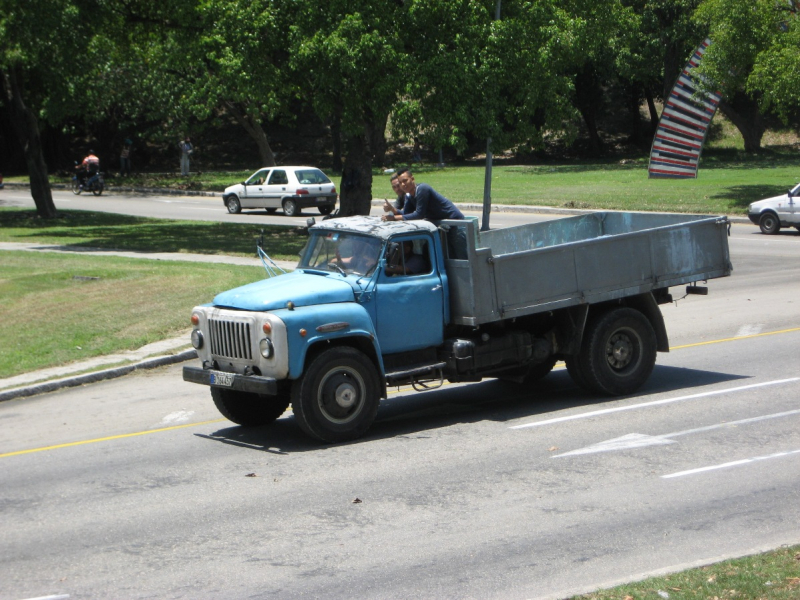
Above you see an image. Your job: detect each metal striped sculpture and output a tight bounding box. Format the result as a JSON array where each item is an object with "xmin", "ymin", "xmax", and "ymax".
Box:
[{"xmin": 648, "ymin": 39, "xmax": 722, "ymax": 179}]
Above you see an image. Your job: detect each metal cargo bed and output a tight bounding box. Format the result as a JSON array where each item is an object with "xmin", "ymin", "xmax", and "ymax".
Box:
[{"xmin": 442, "ymin": 212, "xmax": 732, "ymax": 326}]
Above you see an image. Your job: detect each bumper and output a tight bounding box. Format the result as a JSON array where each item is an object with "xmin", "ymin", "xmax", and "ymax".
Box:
[
  {"xmin": 747, "ymin": 213, "xmax": 760, "ymax": 225},
  {"xmin": 293, "ymin": 194, "xmax": 337, "ymax": 209},
  {"xmin": 183, "ymin": 365, "xmax": 278, "ymax": 395}
]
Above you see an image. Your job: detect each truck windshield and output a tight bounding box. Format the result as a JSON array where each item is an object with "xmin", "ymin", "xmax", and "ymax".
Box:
[{"xmin": 299, "ymin": 232, "xmax": 383, "ymax": 276}]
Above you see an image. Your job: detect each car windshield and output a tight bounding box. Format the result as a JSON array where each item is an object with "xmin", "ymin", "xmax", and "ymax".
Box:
[
  {"xmin": 295, "ymin": 169, "xmax": 331, "ymax": 185},
  {"xmin": 299, "ymin": 231, "xmax": 382, "ymax": 276}
]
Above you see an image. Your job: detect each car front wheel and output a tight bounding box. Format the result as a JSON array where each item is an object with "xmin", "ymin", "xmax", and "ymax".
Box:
[
  {"xmin": 759, "ymin": 212, "xmax": 780, "ymax": 235},
  {"xmin": 225, "ymin": 195, "xmax": 242, "ymax": 214}
]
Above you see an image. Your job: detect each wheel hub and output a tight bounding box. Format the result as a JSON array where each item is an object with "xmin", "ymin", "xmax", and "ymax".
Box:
[
  {"xmin": 334, "ymin": 382, "xmax": 357, "ymax": 409},
  {"xmin": 606, "ymin": 333, "xmax": 633, "ymax": 369}
]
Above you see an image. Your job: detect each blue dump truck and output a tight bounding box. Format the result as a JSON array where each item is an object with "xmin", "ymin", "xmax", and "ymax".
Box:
[{"xmin": 183, "ymin": 213, "xmax": 732, "ymax": 442}]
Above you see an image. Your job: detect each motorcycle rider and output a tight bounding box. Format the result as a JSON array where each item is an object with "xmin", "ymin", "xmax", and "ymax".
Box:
[{"xmin": 77, "ymin": 150, "xmax": 100, "ymax": 189}]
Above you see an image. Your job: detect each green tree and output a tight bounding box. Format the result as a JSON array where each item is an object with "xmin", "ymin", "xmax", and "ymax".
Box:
[
  {"xmin": 289, "ymin": 1, "xmax": 404, "ymax": 215},
  {"xmin": 694, "ymin": 0, "xmax": 782, "ymax": 151},
  {"xmin": 0, "ymin": 0, "xmax": 99, "ymax": 218}
]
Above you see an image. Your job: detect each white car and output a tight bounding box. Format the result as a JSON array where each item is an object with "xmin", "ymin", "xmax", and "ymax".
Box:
[
  {"xmin": 222, "ymin": 166, "xmax": 337, "ymax": 217},
  {"xmin": 747, "ymin": 183, "xmax": 800, "ymax": 234}
]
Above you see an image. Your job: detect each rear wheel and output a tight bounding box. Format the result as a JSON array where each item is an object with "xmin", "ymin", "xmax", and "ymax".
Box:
[
  {"xmin": 92, "ymin": 182, "xmax": 103, "ymax": 196},
  {"xmin": 283, "ymin": 198, "xmax": 300, "ymax": 217},
  {"xmin": 225, "ymin": 195, "xmax": 242, "ymax": 214},
  {"xmin": 759, "ymin": 212, "xmax": 780, "ymax": 235},
  {"xmin": 292, "ymin": 347, "xmax": 380, "ymax": 443},
  {"xmin": 266, "ymin": 207, "xmax": 278, "ymax": 214},
  {"xmin": 318, "ymin": 205, "xmax": 334, "ymax": 215},
  {"xmin": 211, "ymin": 388, "xmax": 290, "ymax": 426},
  {"xmin": 577, "ymin": 308, "xmax": 657, "ymax": 396},
  {"xmin": 72, "ymin": 180, "xmax": 81, "ymax": 195}
]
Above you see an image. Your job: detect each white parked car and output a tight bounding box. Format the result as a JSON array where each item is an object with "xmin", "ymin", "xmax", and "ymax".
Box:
[
  {"xmin": 222, "ymin": 166, "xmax": 337, "ymax": 217},
  {"xmin": 747, "ymin": 183, "xmax": 800, "ymax": 234}
]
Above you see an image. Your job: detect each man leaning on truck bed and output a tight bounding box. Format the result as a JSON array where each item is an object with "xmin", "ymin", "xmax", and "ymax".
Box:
[{"xmin": 381, "ymin": 168, "xmax": 464, "ymax": 222}]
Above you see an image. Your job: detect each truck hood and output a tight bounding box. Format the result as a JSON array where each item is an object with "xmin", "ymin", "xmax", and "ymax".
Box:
[{"xmin": 213, "ymin": 271, "xmax": 355, "ymax": 311}]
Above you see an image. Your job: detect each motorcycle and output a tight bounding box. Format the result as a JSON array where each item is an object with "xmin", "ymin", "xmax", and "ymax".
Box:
[{"xmin": 72, "ymin": 163, "xmax": 104, "ymax": 196}]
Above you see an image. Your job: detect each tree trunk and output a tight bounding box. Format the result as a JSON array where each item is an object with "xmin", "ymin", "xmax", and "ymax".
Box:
[
  {"xmin": 370, "ymin": 111, "xmax": 389, "ymax": 167},
  {"xmin": 1, "ymin": 67, "xmax": 57, "ymax": 219},
  {"xmin": 338, "ymin": 126, "xmax": 373, "ymax": 217},
  {"xmin": 330, "ymin": 112, "xmax": 343, "ymax": 173},
  {"xmin": 718, "ymin": 94, "xmax": 765, "ymax": 153},
  {"xmin": 574, "ymin": 64, "xmax": 604, "ymax": 157},
  {"xmin": 644, "ymin": 87, "xmax": 659, "ymax": 134},
  {"xmin": 223, "ymin": 100, "xmax": 276, "ymax": 166}
]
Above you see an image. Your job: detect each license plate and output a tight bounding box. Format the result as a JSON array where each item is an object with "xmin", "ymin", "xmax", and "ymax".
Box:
[{"xmin": 210, "ymin": 370, "xmax": 235, "ymax": 387}]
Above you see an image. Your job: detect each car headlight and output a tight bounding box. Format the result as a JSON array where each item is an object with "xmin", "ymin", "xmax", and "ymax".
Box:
[
  {"xmin": 191, "ymin": 329, "xmax": 204, "ymax": 350},
  {"xmin": 259, "ymin": 338, "xmax": 274, "ymax": 359}
]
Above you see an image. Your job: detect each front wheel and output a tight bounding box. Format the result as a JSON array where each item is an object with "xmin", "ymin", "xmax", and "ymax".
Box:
[
  {"xmin": 292, "ymin": 347, "xmax": 380, "ymax": 443},
  {"xmin": 72, "ymin": 180, "xmax": 81, "ymax": 195},
  {"xmin": 759, "ymin": 212, "xmax": 781, "ymax": 235},
  {"xmin": 225, "ymin": 195, "xmax": 242, "ymax": 214},
  {"xmin": 211, "ymin": 387, "xmax": 290, "ymax": 426},
  {"xmin": 577, "ymin": 308, "xmax": 657, "ymax": 396},
  {"xmin": 282, "ymin": 198, "xmax": 300, "ymax": 217}
]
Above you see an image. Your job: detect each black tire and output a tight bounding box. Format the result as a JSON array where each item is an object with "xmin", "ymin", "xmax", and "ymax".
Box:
[
  {"xmin": 225, "ymin": 195, "xmax": 242, "ymax": 214},
  {"xmin": 211, "ymin": 387, "xmax": 290, "ymax": 426},
  {"xmin": 291, "ymin": 347, "xmax": 380, "ymax": 443},
  {"xmin": 266, "ymin": 207, "xmax": 278, "ymax": 214},
  {"xmin": 72, "ymin": 180, "xmax": 81, "ymax": 195},
  {"xmin": 577, "ymin": 308, "xmax": 657, "ymax": 396},
  {"xmin": 759, "ymin": 212, "xmax": 780, "ymax": 235},
  {"xmin": 92, "ymin": 183, "xmax": 103, "ymax": 196},
  {"xmin": 565, "ymin": 355, "xmax": 592, "ymax": 391},
  {"xmin": 282, "ymin": 198, "xmax": 300, "ymax": 217},
  {"xmin": 318, "ymin": 205, "xmax": 334, "ymax": 215}
]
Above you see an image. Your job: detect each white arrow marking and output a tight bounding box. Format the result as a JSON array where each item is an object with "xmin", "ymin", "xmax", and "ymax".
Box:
[
  {"xmin": 511, "ymin": 378, "xmax": 799, "ymax": 430},
  {"xmin": 553, "ymin": 408, "xmax": 800, "ymax": 458}
]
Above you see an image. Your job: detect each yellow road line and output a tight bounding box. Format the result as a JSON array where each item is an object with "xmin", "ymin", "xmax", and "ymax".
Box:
[
  {"xmin": 3, "ymin": 326, "xmax": 799, "ymax": 459},
  {"xmin": 0, "ymin": 418, "xmax": 225, "ymax": 458},
  {"xmin": 669, "ymin": 326, "xmax": 800, "ymax": 350}
]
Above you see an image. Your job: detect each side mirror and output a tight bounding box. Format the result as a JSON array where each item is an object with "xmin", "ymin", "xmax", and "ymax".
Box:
[{"xmin": 788, "ymin": 189, "xmax": 794, "ymax": 198}]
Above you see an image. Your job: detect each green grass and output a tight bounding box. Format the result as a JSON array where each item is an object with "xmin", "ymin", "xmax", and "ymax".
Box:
[
  {"xmin": 0, "ymin": 250, "xmax": 267, "ymax": 380},
  {"xmin": 574, "ymin": 544, "xmax": 800, "ymax": 599}
]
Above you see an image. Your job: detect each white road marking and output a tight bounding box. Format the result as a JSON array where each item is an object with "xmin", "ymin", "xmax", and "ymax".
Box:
[
  {"xmin": 158, "ymin": 410, "xmax": 195, "ymax": 426},
  {"xmin": 735, "ymin": 323, "xmax": 764, "ymax": 337},
  {"xmin": 662, "ymin": 448, "xmax": 800, "ymax": 479},
  {"xmin": 510, "ymin": 378, "xmax": 800, "ymax": 430},
  {"xmin": 553, "ymin": 408, "xmax": 800, "ymax": 457}
]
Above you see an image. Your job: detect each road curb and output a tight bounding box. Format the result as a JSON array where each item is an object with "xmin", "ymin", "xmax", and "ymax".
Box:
[{"xmin": 0, "ymin": 349, "xmax": 197, "ymax": 404}]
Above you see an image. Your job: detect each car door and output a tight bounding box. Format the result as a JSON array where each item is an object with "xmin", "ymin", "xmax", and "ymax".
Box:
[
  {"xmin": 789, "ymin": 183, "xmax": 800, "ymax": 225},
  {"xmin": 374, "ymin": 237, "xmax": 444, "ymax": 354},
  {"xmin": 240, "ymin": 169, "xmax": 270, "ymax": 209},
  {"xmin": 264, "ymin": 169, "xmax": 290, "ymax": 210}
]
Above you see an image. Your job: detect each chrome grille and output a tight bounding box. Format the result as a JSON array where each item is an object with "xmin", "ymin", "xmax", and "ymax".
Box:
[{"xmin": 208, "ymin": 318, "xmax": 253, "ymax": 360}]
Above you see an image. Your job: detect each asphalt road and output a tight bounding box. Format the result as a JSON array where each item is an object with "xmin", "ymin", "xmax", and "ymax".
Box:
[
  {"xmin": 1, "ymin": 188, "xmax": 799, "ymax": 599},
  {"xmin": 0, "ymin": 186, "xmax": 572, "ymax": 229}
]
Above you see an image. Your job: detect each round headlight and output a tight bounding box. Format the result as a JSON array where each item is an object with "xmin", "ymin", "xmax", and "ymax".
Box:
[
  {"xmin": 259, "ymin": 338, "xmax": 274, "ymax": 359},
  {"xmin": 191, "ymin": 329, "xmax": 204, "ymax": 350}
]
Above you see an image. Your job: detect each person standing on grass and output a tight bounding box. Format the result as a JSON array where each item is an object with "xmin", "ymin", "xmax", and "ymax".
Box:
[
  {"xmin": 119, "ymin": 139, "xmax": 132, "ymax": 177},
  {"xmin": 179, "ymin": 137, "xmax": 193, "ymax": 176}
]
